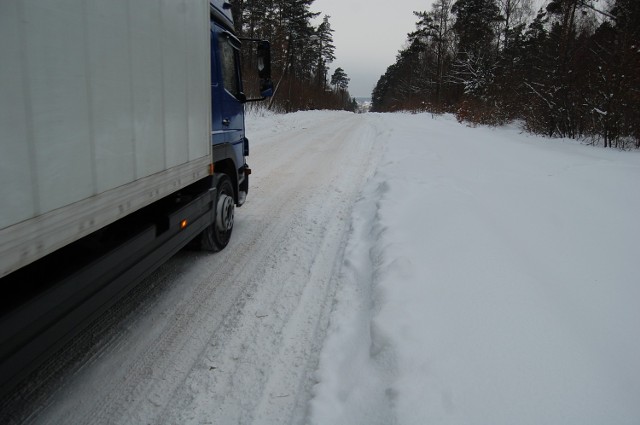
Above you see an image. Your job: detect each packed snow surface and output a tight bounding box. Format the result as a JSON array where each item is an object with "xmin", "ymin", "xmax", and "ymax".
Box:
[{"xmin": 7, "ymin": 111, "xmax": 639, "ymax": 425}]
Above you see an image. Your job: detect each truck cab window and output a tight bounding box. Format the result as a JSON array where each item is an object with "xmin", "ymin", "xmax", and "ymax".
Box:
[{"xmin": 219, "ymin": 34, "xmax": 241, "ymax": 99}]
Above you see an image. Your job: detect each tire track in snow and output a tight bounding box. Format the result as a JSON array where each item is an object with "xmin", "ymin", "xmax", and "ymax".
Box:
[
  {"xmin": 158, "ymin": 113, "xmax": 383, "ymax": 425},
  {"xmin": 307, "ymin": 115, "xmax": 399, "ymax": 425}
]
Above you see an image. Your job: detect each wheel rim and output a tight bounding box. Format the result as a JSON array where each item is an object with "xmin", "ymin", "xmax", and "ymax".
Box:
[{"xmin": 216, "ymin": 193, "xmax": 234, "ymax": 232}]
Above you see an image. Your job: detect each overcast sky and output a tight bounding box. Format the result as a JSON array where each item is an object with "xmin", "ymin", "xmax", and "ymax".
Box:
[
  {"xmin": 311, "ymin": 0, "xmax": 548, "ymax": 98},
  {"xmin": 311, "ymin": 0, "xmax": 436, "ymax": 98}
]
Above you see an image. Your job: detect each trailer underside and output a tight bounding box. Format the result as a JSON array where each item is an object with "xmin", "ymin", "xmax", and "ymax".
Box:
[{"xmin": 0, "ymin": 177, "xmax": 216, "ymax": 395}]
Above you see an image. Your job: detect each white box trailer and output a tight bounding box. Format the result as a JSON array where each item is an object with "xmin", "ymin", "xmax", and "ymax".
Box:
[
  {"xmin": 0, "ymin": 0, "xmax": 212, "ymax": 278},
  {"xmin": 0, "ymin": 0, "xmax": 272, "ymax": 393}
]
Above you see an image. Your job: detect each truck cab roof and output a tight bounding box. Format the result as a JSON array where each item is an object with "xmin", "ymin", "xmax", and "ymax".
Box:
[{"xmin": 211, "ymin": 0, "xmax": 234, "ymax": 30}]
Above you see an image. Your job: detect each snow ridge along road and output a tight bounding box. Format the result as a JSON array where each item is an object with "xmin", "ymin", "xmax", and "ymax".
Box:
[{"xmin": 9, "ymin": 111, "xmax": 383, "ymax": 425}]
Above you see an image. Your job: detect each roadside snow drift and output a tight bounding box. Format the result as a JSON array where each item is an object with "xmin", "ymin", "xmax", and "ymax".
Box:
[{"xmin": 309, "ymin": 113, "xmax": 640, "ymax": 425}]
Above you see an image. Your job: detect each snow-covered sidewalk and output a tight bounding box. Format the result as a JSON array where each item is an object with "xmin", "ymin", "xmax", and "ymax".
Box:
[{"xmin": 309, "ymin": 113, "xmax": 640, "ymax": 425}]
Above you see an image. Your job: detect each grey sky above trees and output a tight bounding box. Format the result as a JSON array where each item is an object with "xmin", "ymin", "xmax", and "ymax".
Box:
[{"xmin": 312, "ymin": 0, "xmax": 547, "ymax": 97}]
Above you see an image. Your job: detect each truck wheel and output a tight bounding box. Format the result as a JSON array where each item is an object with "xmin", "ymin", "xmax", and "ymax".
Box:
[{"xmin": 200, "ymin": 175, "xmax": 234, "ymax": 252}]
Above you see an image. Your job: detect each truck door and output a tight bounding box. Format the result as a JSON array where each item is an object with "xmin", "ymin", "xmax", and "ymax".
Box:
[{"xmin": 211, "ymin": 23, "xmax": 245, "ymax": 155}]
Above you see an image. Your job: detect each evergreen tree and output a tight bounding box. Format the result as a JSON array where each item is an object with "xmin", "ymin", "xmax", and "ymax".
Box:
[
  {"xmin": 330, "ymin": 67, "xmax": 350, "ymax": 91},
  {"xmin": 315, "ymin": 15, "xmax": 336, "ymax": 89},
  {"xmin": 452, "ymin": 0, "xmax": 502, "ymax": 56},
  {"xmin": 582, "ymin": 0, "xmax": 640, "ymax": 147},
  {"xmin": 450, "ymin": 0, "xmax": 503, "ymax": 104},
  {"xmin": 427, "ymin": 0, "xmax": 455, "ymax": 109}
]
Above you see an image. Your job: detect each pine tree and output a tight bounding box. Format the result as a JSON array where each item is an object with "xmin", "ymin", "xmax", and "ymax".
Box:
[
  {"xmin": 452, "ymin": 0, "xmax": 502, "ymax": 57},
  {"xmin": 451, "ymin": 0, "xmax": 502, "ymax": 103},
  {"xmin": 428, "ymin": 0, "xmax": 455, "ymax": 109},
  {"xmin": 583, "ymin": 0, "xmax": 640, "ymax": 147},
  {"xmin": 330, "ymin": 67, "xmax": 349, "ymax": 91},
  {"xmin": 315, "ymin": 15, "xmax": 336, "ymax": 89}
]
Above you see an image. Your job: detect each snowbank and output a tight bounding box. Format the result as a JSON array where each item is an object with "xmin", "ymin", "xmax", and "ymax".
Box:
[{"xmin": 309, "ymin": 113, "xmax": 640, "ymax": 425}]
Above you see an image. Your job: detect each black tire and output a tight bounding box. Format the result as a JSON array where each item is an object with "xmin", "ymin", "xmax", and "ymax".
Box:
[{"xmin": 200, "ymin": 175, "xmax": 235, "ymax": 252}]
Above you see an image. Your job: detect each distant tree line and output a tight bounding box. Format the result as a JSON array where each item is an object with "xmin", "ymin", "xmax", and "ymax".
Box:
[
  {"xmin": 371, "ymin": 0, "xmax": 640, "ymax": 148},
  {"xmin": 230, "ymin": 0, "xmax": 357, "ymax": 112}
]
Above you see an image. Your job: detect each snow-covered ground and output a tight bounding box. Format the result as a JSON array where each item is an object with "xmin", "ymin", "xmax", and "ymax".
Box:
[
  {"xmin": 4, "ymin": 111, "xmax": 639, "ymax": 424},
  {"xmin": 307, "ymin": 112, "xmax": 640, "ymax": 425}
]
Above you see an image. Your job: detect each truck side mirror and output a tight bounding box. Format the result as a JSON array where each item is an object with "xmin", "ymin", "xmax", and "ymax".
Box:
[
  {"xmin": 257, "ymin": 41, "xmax": 273, "ymax": 98},
  {"xmin": 240, "ymin": 38, "xmax": 274, "ymax": 101},
  {"xmin": 257, "ymin": 41, "xmax": 271, "ymax": 80}
]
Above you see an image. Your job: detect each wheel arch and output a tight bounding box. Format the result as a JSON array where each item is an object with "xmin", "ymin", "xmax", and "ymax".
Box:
[
  {"xmin": 212, "ymin": 158, "xmax": 238, "ymax": 201},
  {"xmin": 211, "ymin": 140, "xmax": 240, "ymax": 203}
]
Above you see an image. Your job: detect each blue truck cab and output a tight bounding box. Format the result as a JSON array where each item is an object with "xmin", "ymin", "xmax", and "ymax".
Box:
[{"xmin": 210, "ymin": 1, "xmax": 272, "ymax": 209}]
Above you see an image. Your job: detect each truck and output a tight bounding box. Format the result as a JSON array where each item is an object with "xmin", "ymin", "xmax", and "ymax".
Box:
[{"xmin": 0, "ymin": 0, "xmax": 272, "ymax": 393}]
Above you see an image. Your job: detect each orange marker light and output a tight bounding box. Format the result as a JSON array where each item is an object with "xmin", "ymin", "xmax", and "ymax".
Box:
[{"xmin": 180, "ymin": 219, "xmax": 188, "ymax": 230}]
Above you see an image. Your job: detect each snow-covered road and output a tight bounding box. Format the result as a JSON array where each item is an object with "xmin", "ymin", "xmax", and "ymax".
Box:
[
  {"xmin": 4, "ymin": 111, "xmax": 639, "ymax": 425},
  {"xmin": 5, "ymin": 111, "xmax": 383, "ymax": 424}
]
